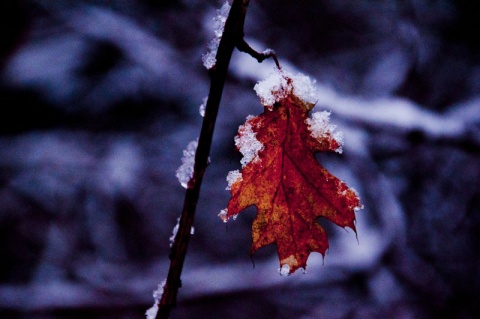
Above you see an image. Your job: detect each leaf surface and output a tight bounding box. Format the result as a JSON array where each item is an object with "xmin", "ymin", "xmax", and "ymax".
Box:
[{"xmin": 222, "ymin": 73, "xmax": 362, "ymax": 274}]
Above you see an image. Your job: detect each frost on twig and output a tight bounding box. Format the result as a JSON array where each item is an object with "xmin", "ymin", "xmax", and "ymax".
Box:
[
  {"xmin": 169, "ymin": 217, "xmax": 195, "ymax": 247},
  {"xmin": 202, "ymin": 2, "xmax": 231, "ymax": 69},
  {"xmin": 145, "ymin": 279, "xmax": 166, "ymax": 319},
  {"xmin": 175, "ymin": 139, "xmax": 198, "ymax": 188},
  {"xmin": 199, "ymin": 96, "xmax": 208, "ymax": 117}
]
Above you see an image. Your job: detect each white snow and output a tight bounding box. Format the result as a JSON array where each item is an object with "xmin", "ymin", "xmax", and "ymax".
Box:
[
  {"xmin": 169, "ymin": 217, "xmax": 195, "ymax": 247},
  {"xmin": 253, "ymin": 69, "xmax": 289, "ymax": 110},
  {"xmin": 279, "ymin": 264, "xmax": 290, "ymax": 276},
  {"xmin": 145, "ymin": 304, "xmax": 158, "ymax": 319},
  {"xmin": 231, "ymin": 49, "xmax": 467, "ymax": 140},
  {"xmin": 202, "ymin": 2, "xmax": 231, "ymax": 69},
  {"xmin": 253, "ymin": 67, "xmax": 318, "ymax": 110},
  {"xmin": 226, "ymin": 169, "xmax": 242, "ymax": 190},
  {"xmin": 175, "ymin": 139, "xmax": 198, "ymax": 188},
  {"xmin": 169, "ymin": 218, "xmax": 180, "ymax": 247},
  {"xmin": 199, "ymin": 96, "xmax": 207, "ymax": 117},
  {"xmin": 305, "ymin": 111, "xmax": 344, "ymax": 153},
  {"xmin": 218, "ymin": 208, "xmax": 228, "ymax": 223},
  {"xmin": 291, "ymin": 73, "xmax": 318, "ymax": 106},
  {"xmin": 145, "ymin": 279, "xmax": 166, "ymax": 319},
  {"xmin": 235, "ymin": 116, "xmax": 264, "ymax": 167}
]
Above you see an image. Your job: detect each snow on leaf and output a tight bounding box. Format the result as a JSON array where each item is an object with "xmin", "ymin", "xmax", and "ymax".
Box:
[
  {"xmin": 226, "ymin": 169, "xmax": 242, "ymax": 190},
  {"xmin": 222, "ymin": 71, "xmax": 362, "ymax": 274},
  {"xmin": 234, "ymin": 115, "xmax": 264, "ymax": 167},
  {"xmin": 305, "ymin": 111, "xmax": 344, "ymax": 154}
]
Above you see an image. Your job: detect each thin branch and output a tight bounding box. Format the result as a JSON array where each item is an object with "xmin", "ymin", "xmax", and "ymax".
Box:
[
  {"xmin": 236, "ymin": 38, "xmax": 281, "ymax": 69},
  {"xmin": 156, "ymin": 1, "xmax": 279, "ymax": 318}
]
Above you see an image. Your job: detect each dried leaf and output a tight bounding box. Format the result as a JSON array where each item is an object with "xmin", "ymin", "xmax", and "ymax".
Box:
[{"xmin": 221, "ymin": 71, "xmax": 362, "ymax": 274}]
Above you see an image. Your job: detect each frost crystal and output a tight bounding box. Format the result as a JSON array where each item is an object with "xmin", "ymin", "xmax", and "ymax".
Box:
[
  {"xmin": 202, "ymin": 1, "xmax": 231, "ymax": 69},
  {"xmin": 176, "ymin": 139, "xmax": 198, "ymax": 188},
  {"xmin": 226, "ymin": 169, "xmax": 242, "ymax": 190},
  {"xmin": 145, "ymin": 279, "xmax": 166, "ymax": 319},
  {"xmin": 199, "ymin": 96, "xmax": 207, "ymax": 117},
  {"xmin": 169, "ymin": 217, "xmax": 180, "ymax": 247},
  {"xmin": 306, "ymin": 111, "xmax": 344, "ymax": 154},
  {"xmin": 169, "ymin": 217, "xmax": 195, "ymax": 247},
  {"xmin": 279, "ymin": 264, "xmax": 291, "ymax": 276},
  {"xmin": 254, "ymin": 68, "xmax": 318, "ymax": 110},
  {"xmin": 235, "ymin": 116, "xmax": 264, "ymax": 167},
  {"xmin": 145, "ymin": 304, "xmax": 158, "ymax": 319}
]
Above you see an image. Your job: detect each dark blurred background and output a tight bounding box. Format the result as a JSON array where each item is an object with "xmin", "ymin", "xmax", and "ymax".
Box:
[{"xmin": 1, "ymin": 0, "xmax": 479, "ymax": 318}]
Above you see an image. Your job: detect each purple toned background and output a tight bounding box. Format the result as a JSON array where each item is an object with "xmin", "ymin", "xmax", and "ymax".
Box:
[{"xmin": 1, "ymin": 1, "xmax": 479, "ymax": 318}]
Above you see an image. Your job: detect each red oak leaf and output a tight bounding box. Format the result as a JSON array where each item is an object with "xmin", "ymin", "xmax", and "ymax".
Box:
[{"xmin": 220, "ymin": 70, "xmax": 362, "ymax": 275}]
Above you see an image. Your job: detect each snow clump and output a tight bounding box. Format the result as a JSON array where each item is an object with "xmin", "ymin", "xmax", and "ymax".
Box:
[
  {"xmin": 199, "ymin": 96, "xmax": 207, "ymax": 117},
  {"xmin": 226, "ymin": 169, "xmax": 242, "ymax": 190},
  {"xmin": 279, "ymin": 264, "xmax": 291, "ymax": 276},
  {"xmin": 254, "ymin": 68, "xmax": 318, "ymax": 110},
  {"xmin": 145, "ymin": 279, "xmax": 166, "ymax": 319},
  {"xmin": 176, "ymin": 139, "xmax": 198, "ymax": 188},
  {"xmin": 202, "ymin": 2, "xmax": 231, "ymax": 69},
  {"xmin": 305, "ymin": 111, "xmax": 344, "ymax": 153},
  {"xmin": 235, "ymin": 115, "xmax": 264, "ymax": 167}
]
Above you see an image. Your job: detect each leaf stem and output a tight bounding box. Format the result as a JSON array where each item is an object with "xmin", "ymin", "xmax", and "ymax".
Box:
[{"xmin": 156, "ymin": 1, "xmax": 278, "ymax": 317}]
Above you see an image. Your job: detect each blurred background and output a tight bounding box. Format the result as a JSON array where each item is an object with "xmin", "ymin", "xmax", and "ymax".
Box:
[{"xmin": 1, "ymin": 0, "xmax": 479, "ymax": 318}]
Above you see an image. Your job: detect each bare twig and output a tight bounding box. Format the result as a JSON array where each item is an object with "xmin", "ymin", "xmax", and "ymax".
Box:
[{"xmin": 156, "ymin": 1, "xmax": 279, "ymax": 318}]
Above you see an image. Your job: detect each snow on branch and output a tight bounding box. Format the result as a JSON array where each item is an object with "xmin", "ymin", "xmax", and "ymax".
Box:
[{"xmin": 202, "ymin": 2, "xmax": 231, "ymax": 69}]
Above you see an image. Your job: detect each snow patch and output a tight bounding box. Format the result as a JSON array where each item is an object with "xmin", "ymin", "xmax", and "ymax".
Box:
[
  {"xmin": 235, "ymin": 116, "xmax": 264, "ymax": 167},
  {"xmin": 254, "ymin": 70, "xmax": 289, "ymax": 110},
  {"xmin": 279, "ymin": 264, "xmax": 290, "ymax": 276},
  {"xmin": 145, "ymin": 279, "xmax": 166, "ymax": 319},
  {"xmin": 175, "ymin": 139, "xmax": 198, "ymax": 188},
  {"xmin": 226, "ymin": 169, "xmax": 242, "ymax": 190},
  {"xmin": 218, "ymin": 208, "xmax": 228, "ymax": 223},
  {"xmin": 306, "ymin": 111, "xmax": 344, "ymax": 154},
  {"xmin": 169, "ymin": 217, "xmax": 195, "ymax": 247},
  {"xmin": 254, "ymin": 68, "xmax": 318, "ymax": 110},
  {"xmin": 199, "ymin": 96, "xmax": 207, "ymax": 117},
  {"xmin": 202, "ymin": 2, "xmax": 231, "ymax": 69}
]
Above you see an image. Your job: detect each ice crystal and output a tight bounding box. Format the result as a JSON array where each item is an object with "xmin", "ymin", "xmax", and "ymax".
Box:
[{"xmin": 175, "ymin": 139, "xmax": 198, "ymax": 188}]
